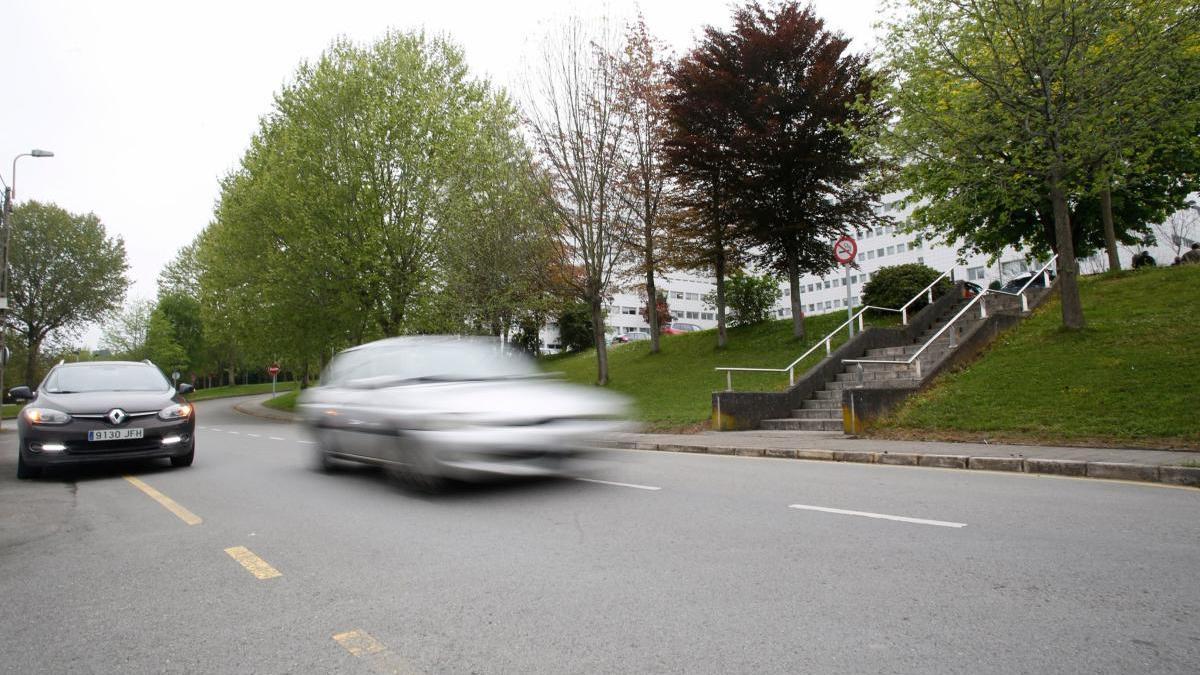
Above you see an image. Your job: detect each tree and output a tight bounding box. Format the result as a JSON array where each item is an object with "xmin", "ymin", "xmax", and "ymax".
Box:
[
  {"xmin": 155, "ymin": 292, "xmax": 205, "ymax": 378},
  {"xmin": 616, "ymin": 15, "xmax": 676, "ymax": 354},
  {"xmin": 706, "ymin": 272, "xmax": 781, "ymax": 327},
  {"xmin": 664, "ymin": 17, "xmax": 752, "ymax": 348},
  {"xmin": 639, "ymin": 289, "xmax": 672, "ymax": 330},
  {"xmin": 525, "ymin": 16, "xmax": 631, "ymax": 384},
  {"xmin": 861, "ymin": 263, "xmax": 951, "ymax": 315},
  {"xmin": 100, "ymin": 298, "xmax": 155, "ymax": 359},
  {"xmin": 726, "ymin": 1, "xmax": 888, "ymax": 339},
  {"xmin": 879, "ymin": 0, "xmax": 1200, "ymax": 331},
  {"xmin": 557, "ymin": 301, "xmax": 596, "ymax": 353},
  {"xmin": 157, "ymin": 235, "xmax": 202, "ymax": 297},
  {"xmin": 6, "ymin": 201, "xmax": 129, "ymax": 384},
  {"xmin": 1154, "ymin": 207, "xmax": 1200, "ymax": 262},
  {"xmin": 145, "ymin": 310, "xmax": 189, "ymax": 378}
]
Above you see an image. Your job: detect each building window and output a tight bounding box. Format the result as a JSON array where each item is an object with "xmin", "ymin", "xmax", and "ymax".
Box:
[
  {"xmin": 685, "ymin": 292, "xmax": 700, "ymax": 301},
  {"xmin": 875, "ymin": 248, "xmax": 885, "ymax": 258},
  {"xmin": 807, "ymin": 283, "xmax": 814, "ymax": 292},
  {"xmin": 685, "ymin": 311, "xmax": 700, "ymax": 319},
  {"xmin": 673, "ymin": 291, "xmax": 684, "ymax": 300},
  {"xmin": 701, "ymin": 312, "xmax": 714, "ymax": 320},
  {"xmin": 823, "ymin": 280, "xmax": 831, "ymax": 289},
  {"xmin": 896, "ymin": 242, "xmax": 906, "ymax": 253},
  {"xmin": 621, "ymin": 306, "xmax": 636, "ymax": 315},
  {"xmin": 968, "ymin": 266, "xmax": 987, "ymax": 281},
  {"xmin": 917, "ymin": 256, "xmax": 924, "ymax": 265},
  {"xmin": 886, "ymin": 245, "xmax": 896, "ymax": 255},
  {"xmin": 782, "ymin": 287, "xmax": 790, "ymax": 296}
]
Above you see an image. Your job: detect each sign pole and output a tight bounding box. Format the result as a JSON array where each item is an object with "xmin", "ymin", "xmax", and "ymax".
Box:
[
  {"xmin": 845, "ymin": 263, "xmax": 854, "ymax": 338},
  {"xmin": 832, "ymin": 234, "xmax": 859, "ymax": 340}
]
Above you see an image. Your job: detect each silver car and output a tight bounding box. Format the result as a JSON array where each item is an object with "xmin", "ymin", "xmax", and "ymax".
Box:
[{"xmin": 297, "ymin": 337, "xmax": 630, "ymax": 489}]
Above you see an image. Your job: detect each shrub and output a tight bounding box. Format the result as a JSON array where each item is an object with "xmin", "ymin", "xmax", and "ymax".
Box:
[
  {"xmin": 861, "ymin": 263, "xmax": 952, "ymax": 314},
  {"xmin": 557, "ymin": 302, "xmax": 595, "ymax": 352},
  {"xmin": 706, "ymin": 272, "xmax": 782, "ymax": 327}
]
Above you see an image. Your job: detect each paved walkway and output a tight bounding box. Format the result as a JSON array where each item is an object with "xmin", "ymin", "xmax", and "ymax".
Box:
[{"xmin": 606, "ymin": 430, "xmax": 1199, "ymax": 466}]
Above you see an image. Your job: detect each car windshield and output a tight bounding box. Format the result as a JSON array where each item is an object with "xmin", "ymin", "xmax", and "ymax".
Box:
[
  {"xmin": 41, "ymin": 364, "xmax": 170, "ymax": 393},
  {"xmin": 327, "ymin": 340, "xmax": 540, "ymax": 386}
]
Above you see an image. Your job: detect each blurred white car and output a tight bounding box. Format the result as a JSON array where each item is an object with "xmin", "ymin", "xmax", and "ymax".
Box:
[{"xmin": 297, "ymin": 337, "xmax": 631, "ymax": 489}]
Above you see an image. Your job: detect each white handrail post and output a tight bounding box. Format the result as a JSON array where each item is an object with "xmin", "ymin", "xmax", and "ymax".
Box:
[
  {"xmin": 788, "ymin": 367, "xmax": 794, "ymax": 387},
  {"xmin": 901, "ymin": 307, "xmax": 908, "ymax": 325},
  {"xmin": 825, "ymin": 337, "xmax": 831, "ymax": 355},
  {"xmin": 979, "ymin": 297, "xmax": 987, "ymax": 319},
  {"xmin": 858, "ymin": 312, "xmax": 864, "ymax": 332},
  {"xmin": 1021, "ymin": 294, "xmax": 1029, "ymax": 313},
  {"xmin": 726, "ymin": 371, "xmax": 732, "ymax": 392},
  {"xmin": 926, "ymin": 288, "xmax": 933, "ymax": 303},
  {"xmin": 914, "ymin": 359, "xmax": 922, "ymax": 379},
  {"xmin": 1043, "ymin": 269, "xmax": 1049, "ymax": 286}
]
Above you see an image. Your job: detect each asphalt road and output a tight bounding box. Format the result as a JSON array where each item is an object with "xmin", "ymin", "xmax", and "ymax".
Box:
[{"xmin": 1, "ymin": 397, "xmax": 1198, "ymax": 674}]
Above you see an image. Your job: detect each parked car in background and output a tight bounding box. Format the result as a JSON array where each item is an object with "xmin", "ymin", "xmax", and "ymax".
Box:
[
  {"xmin": 1000, "ymin": 272, "xmax": 1055, "ymax": 294},
  {"xmin": 611, "ymin": 331, "xmax": 650, "ymax": 345},
  {"xmin": 11, "ymin": 361, "xmax": 196, "ymax": 479},
  {"xmin": 667, "ymin": 322, "xmax": 701, "ymax": 333},
  {"xmin": 297, "ymin": 336, "xmax": 630, "ymax": 491}
]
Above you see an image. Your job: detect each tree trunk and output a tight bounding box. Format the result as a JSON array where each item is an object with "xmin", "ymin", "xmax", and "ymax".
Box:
[
  {"xmin": 715, "ymin": 248, "xmax": 728, "ymax": 348},
  {"xmin": 786, "ymin": 244, "xmax": 804, "ymax": 339},
  {"xmin": 645, "ymin": 226, "xmax": 659, "ymax": 354},
  {"xmin": 1049, "ymin": 173, "xmax": 1085, "ymax": 330},
  {"xmin": 590, "ymin": 295, "xmax": 609, "ymax": 385},
  {"xmin": 23, "ymin": 336, "xmax": 42, "ymax": 387},
  {"xmin": 1100, "ymin": 183, "xmax": 1120, "ymax": 272}
]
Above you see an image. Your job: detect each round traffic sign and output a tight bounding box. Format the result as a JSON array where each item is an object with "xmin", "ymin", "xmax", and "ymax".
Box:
[
  {"xmin": 833, "ymin": 235, "xmax": 857, "ymax": 264},
  {"xmin": 267, "ymin": 365, "xmax": 280, "ymax": 377}
]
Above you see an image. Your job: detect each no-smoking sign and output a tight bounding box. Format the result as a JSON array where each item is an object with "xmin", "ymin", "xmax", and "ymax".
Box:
[{"xmin": 833, "ymin": 235, "xmax": 857, "ymax": 264}]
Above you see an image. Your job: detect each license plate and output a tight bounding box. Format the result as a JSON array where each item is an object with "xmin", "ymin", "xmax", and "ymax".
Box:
[{"xmin": 88, "ymin": 428, "xmax": 145, "ymax": 442}]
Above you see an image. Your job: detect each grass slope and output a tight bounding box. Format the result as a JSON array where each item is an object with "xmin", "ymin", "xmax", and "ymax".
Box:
[
  {"xmin": 187, "ymin": 381, "xmax": 298, "ymax": 402},
  {"xmin": 878, "ymin": 265, "xmax": 1200, "ymax": 448},
  {"xmin": 550, "ymin": 312, "xmax": 894, "ymax": 430}
]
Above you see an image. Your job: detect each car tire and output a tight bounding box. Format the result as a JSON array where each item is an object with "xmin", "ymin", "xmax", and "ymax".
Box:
[
  {"xmin": 16, "ymin": 453, "xmax": 41, "ymax": 480},
  {"xmin": 313, "ymin": 429, "xmax": 340, "ymax": 472},
  {"xmin": 170, "ymin": 446, "xmax": 195, "ymax": 468}
]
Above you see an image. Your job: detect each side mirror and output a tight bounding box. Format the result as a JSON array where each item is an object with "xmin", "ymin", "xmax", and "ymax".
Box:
[
  {"xmin": 177, "ymin": 383, "xmax": 194, "ymax": 395},
  {"xmin": 9, "ymin": 386, "xmax": 33, "ymax": 401}
]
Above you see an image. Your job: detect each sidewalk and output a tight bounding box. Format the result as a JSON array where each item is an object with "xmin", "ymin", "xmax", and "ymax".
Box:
[
  {"xmin": 603, "ymin": 430, "xmax": 1200, "ymax": 488},
  {"xmin": 230, "ymin": 393, "xmax": 299, "ymax": 422}
]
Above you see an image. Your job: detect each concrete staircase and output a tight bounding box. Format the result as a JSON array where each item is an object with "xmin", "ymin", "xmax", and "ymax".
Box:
[{"xmin": 760, "ymin": 296, "xmax": 988, "ymax": 431}]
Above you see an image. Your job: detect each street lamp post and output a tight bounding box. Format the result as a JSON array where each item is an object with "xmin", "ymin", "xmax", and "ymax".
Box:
[{"xmin": 1, "ymin": 149, "xmax": 55, "ymax": 430}]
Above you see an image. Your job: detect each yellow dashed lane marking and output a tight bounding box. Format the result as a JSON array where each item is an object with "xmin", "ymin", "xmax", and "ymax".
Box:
[
  {"xmin": 123, "ymin": 476, "xmax": 202, "ymax": 525},
  {"xmin": 224, "ymin": 546, "xmax": 282, "ymax": 579},
  {"xmin": 333, "ymin": 629, "xmax": 421, "ymax": 674}
]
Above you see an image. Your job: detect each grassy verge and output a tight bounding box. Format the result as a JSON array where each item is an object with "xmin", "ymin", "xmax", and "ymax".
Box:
[
  {"xmin": 550, "ymin": 312, "xmax": 897, "ymax": 430},
  {"xmin": 187, "ymin": 381, "xmax": 298, "ymax": 402},
  {"xmin": 875, "ymin": 265, "xmax": 1200, "ymax": 449},
  {"xmin": 262, "ymin": 389, "xmax": 300, "ymax": 412}
]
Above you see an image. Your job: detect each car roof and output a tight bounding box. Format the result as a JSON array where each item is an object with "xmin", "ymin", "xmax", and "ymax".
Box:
[
  {"xmin": 55, "ymin": 360, "xmax": 156, "ymax": 368},
  {"xmin": 341, "ymin": 335, "xmax": 498, "ymax": 354}
]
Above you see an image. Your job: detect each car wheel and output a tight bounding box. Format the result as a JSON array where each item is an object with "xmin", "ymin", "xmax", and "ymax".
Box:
[
  {"xmin": 16, "ymin": 453, "xmax": 41, "ymax": 480},
  {"xmin": 170, "ymin": 446, "xmax": 195, "ymax": 468},
  {"xmin": 313, "ymin": 428, "xmax": 341, "ymax": 472},
  {"xmin": 387, "ymin": 436, "xmax": 445, "ymax": 494}
]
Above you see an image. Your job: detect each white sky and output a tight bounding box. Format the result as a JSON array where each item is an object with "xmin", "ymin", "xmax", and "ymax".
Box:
[{"xmin": 1, "ymin": 0, "xmax": 881, "ymax": 347}]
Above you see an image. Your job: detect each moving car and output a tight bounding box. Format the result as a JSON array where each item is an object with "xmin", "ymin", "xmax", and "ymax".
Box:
[
  {"xmin": 11, "ymin": 361, "xmax": 196, "ymax": 479},
  {"xmin": 297, "ymin": 336, "xmax": 630, "ymax": 490},
  {"xmin": 611, "ymin": 331, "xmax": 650, "ymax": 344},
  {"xmin": 1000, "ymin": 272, "xmax": 1054, "ymax": 294}
]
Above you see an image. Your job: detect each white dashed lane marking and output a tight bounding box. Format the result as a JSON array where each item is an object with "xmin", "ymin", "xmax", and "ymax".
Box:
[{"xmin": 788, "ymin": 504, "xmax": 967, "ymax": 529}]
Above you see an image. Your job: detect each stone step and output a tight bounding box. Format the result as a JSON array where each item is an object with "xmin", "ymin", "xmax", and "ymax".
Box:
[
  {"xmin": 836, "ymin": 369, "xmax": 918, "ymax": 382},
  {"xmin": 802, "ymin": 398, "xmax": 841, "ymax": 410},
  {"xmin": 814, "ymin": 389, "xmax": 839, "ymax": 400},
  {"xmin": 790, "ymin": 408, "xmax": 840, "ymax": 420},
  {"xmin": 761, "ymin": 418, "xmax": 843, "ymax": 432}
]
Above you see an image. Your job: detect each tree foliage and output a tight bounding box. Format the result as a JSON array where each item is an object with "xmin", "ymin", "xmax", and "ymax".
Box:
[
  {"xmin": 861, "ymin": 263, "xmax": 951, "ymax": 315},
  {"xmin": 101, "ymin": 298, "xmax": 155, "ymax": 360},
  {"xmin": 7, "ymin": 201, "xmax": 129, "ymax": 384},
  {"xmin": 707, "ymin": 272, "xmax": 781, "ymax": 327}
]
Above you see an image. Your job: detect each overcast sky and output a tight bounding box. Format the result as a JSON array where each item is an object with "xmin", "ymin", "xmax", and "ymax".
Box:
[{"xmin": 1, "ymin": 0, "xmax": 881, "ymax": 347}]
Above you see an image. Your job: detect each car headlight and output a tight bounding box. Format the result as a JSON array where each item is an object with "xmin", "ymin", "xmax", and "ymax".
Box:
[
  {"xmin": 23, "ymin": 407, "xmax": 72, "ymax": 425},
  {"xmin": 158, "ymin": 403, "xmax": 192, "ymax": 421}
]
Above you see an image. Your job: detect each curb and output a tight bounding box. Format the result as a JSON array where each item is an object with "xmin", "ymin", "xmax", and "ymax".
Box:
[
  {"xmin": 602, "ymin": 441, "xmax": 1200, "ymax": 488},
  {"xmin": 232, "ymin": 400, "xmax": 299, "ymax": 423}
]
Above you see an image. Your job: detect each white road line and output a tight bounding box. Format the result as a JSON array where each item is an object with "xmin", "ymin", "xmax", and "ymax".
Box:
[
  {"xmin": 575, "ymin": 477, "xmax": 662, "ymax": 491},
  {"xmin": 269, "ymin": 436, "xmax": 285, "ymax": 441},
  {"xmin": 298, "ymin": 440, "xmax": 315, "ymax": 445},
  {"xmin": 246, "ymin": 433, "xmax": 261, "ymax": 438},
  {"xmin": 227, "ymin": 431, "xmax": 240, "ymax": 435},
  {"xmin": 209, "ymin": 428, "xmax": 222, "ymax": 432},
  {"xmin": 788, "ymin": 504, "xmax": 966, "ymax": 529}
]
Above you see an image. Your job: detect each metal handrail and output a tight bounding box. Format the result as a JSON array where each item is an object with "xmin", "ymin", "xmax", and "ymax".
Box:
[
  {"xmin": 842, "ymin": 255, "xmax": 1058, "ymax": 379},
  {"xmin": 716, "ymin": 264, "xmax": 956, "ymax": 391}
]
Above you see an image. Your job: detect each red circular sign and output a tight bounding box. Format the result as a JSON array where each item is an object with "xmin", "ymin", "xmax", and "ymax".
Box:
[
  {"xmin": 267, "ymin": 365, "xmax": 280, "ymax": 376},
  {"xmin": 833, "ymin": 235, "xmax": 857, "ymax": 264}
]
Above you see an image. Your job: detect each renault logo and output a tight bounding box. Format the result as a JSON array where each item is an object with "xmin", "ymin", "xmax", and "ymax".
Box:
[{"xmin": 106, "ymin": 409, "xmax": 127, "ymax": 425}]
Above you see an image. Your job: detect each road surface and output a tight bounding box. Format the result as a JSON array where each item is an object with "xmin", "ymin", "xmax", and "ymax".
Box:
[{"xmin": 1, "ymin": 397, "xmax": 1197, "ymax": 674}]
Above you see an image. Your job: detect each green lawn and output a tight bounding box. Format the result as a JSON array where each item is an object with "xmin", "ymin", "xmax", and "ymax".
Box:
[
  {"xmin": 877, "ymin": 265, "xmax": 1200, "ymax": 448},
  {"xmin": 187, "ymin": 380, "xmax": 298, "ymax": 402},
  {"xmin": 549, "ymin": 312, "xmax": 896, "ymax": 430},
  {"xmin": 262, "ymin": 389, "xmax": 300, "ymax": 412}
]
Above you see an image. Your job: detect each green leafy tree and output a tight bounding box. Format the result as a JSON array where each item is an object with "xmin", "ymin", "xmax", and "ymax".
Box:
[
  {"xmin": 145, "ymin": 310, "xmax": 188, "ymax": 379},
  {"xmin": 557, "ymin": 302, "xmax": 596, "ymax": 353},
  {"xmin": 706, "ymin": 272, "xmax": 781, "ymax": 327},
  {"xmin": 6, "ymin": 201, "xmax": 129, "ymax": 384},
  {"xmin": 861, "ymin": 263, "xmax": 952, "ymax": 315},
  {"xmin": 100, "ymin": 298, "xmax": 155, "ymax": 360},
  {"xmin": 878, "ymin": 0, "xmax": 1200, "ymax": 330}
]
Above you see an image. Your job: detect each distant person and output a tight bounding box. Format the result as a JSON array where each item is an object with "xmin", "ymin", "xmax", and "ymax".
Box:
[
  {"xmin": 1183, "ymin": 243, "xmax": 1200, "ymax": 265},
  {"xmin": 1131, "ymin": 250, "xmax": 1157, "ymax": 268}
]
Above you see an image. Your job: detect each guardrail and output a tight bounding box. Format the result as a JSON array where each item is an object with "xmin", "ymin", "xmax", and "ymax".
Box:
[
  {"xmin": 715, "ymin": 265, "xmax": 955, "ymax": 391},
  {"xmin": 841, "ymin": 255, "xmax": 1057, "ymax": 380}
]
